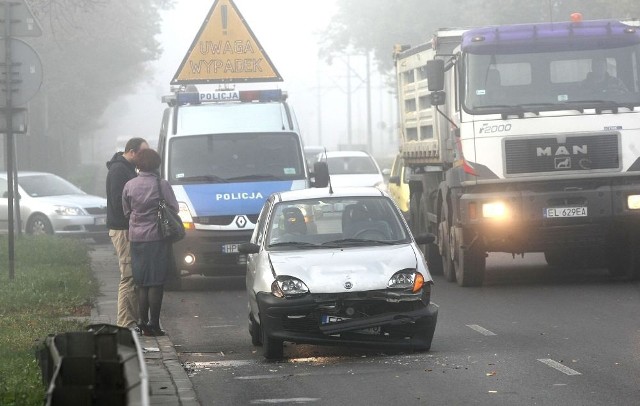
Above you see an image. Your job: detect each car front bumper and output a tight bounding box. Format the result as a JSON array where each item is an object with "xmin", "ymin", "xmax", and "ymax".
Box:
[
  {"xmin": 49, "ymin": 215, "xmax": 107, "ymax": 237},
  {"xmin": 256, "ymin": 292, "xmax": 438, "ymax": 351}
]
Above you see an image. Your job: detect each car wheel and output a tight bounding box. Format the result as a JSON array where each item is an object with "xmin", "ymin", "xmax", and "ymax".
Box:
[
  {"xmin": 261, "ymin": 318, "xmax": 283, "ymax": 360},
  {"xmin": 249, "ymin": 313, "xmax": 262, "ymax": 346},
  {"xmin": 452, "ymin": 226, "xmax": 485, "ymax": 287},
  {"xmin": 26, "ymin": 214, "xmax": 53, "ymax": 236}
]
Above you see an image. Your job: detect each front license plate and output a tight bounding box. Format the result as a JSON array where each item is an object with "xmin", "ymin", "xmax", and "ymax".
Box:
[
  {"xmin": 94, "ymin": 217, "xmax": 106, "ymax": 225},
  {"xmin": 321, "ymin": 315, "xmax": 380, "ymax": 335},
  {"xmin": 222, "ymin": 244, "xmax": 239, "ymax": 254},
  {"xmin": 543, "ymin": 206, "xmax": 588, "ymax": 218}
]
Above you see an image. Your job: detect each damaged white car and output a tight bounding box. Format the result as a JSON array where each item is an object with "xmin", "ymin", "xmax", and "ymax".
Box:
[{"xmin": 240, "ymin": 187, "xmax": 438, "ymax": 359}]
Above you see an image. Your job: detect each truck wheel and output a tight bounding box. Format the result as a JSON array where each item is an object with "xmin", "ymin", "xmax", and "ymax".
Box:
[
  {"xmin": 606, "ymin": 234, "xmax": 638, "ymax": 280},
  {"xmin": 452, "ymin": 226, "xmax": 485, "ymax": 287},
  {"xmin": 420, "ymin": 201, "xmax": 442, "ymax": 275},
  {"xmin": 438, "ymin": 218, "xmax": 456, "ymax": 282},
  {"xmin": 409, "ymin": 192, "xmax": 421, "ymax": 234}
]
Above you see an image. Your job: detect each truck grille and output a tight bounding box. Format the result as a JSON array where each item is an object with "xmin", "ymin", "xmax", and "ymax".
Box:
[{"xmin": 504, "ymin": 133, "xmax": 619, "ymax": 176}]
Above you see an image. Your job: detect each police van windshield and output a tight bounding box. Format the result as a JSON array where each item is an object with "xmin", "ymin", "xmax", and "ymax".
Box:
[
  {"xmin": 464, "ymin": 44, "xmax": 640, "ymax": 114},
  {"xmin": 168, "ymin": 133, "xmax": 305, "ymax": 184}
]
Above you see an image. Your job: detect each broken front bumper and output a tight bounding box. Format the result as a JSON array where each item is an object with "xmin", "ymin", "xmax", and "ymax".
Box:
[{"xmin": 256, "ymin": 292, "xmax": 439, "ymax": 351}]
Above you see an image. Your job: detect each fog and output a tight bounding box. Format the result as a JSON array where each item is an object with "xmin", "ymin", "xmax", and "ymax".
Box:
[{"xmin": 91, "ymin": 0, "xmax": 399, "ymax": 167}]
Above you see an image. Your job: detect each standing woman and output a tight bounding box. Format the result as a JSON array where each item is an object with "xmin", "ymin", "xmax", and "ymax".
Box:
[{"xmin": 122, "ymin": 148, "xmax": 179, "ymax": 336}]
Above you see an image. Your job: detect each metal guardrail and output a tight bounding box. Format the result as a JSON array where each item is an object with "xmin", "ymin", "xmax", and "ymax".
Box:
[{"xmin": 36, "ymin": 323, "xmax": 149, "ymax": 406}]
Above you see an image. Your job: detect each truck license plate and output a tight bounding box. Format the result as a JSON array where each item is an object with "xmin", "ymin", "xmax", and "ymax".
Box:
[
  {"xmin": 543, "ymin": 207, "xmax": 587, "ymax": 218},
  {"xmin": 222, "ymin": 244, "xmax": 239, "ymax": 254}
]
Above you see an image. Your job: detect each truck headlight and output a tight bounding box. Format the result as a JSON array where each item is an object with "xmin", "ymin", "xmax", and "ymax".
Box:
[
  {"xmin": 627, "ymin": 195, "xmax": 640, "ymax": 210},
  {"xmin": 482, "ymin": 201, "xmax": 508, "ymax": 219}
]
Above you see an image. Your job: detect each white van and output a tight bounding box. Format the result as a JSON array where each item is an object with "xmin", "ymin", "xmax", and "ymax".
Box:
[{"xmin": 157, "ymin": 88, "xmax": 326, "ymax": 283}]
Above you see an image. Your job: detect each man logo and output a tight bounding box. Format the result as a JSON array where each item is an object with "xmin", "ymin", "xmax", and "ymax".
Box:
[
  {"xmin": 555, "ymin": 157, "xmax": 571, "ymax": 169},
  {"xmin": 344, "ymin": 281, "xmax": 353, "ymax": 290}
]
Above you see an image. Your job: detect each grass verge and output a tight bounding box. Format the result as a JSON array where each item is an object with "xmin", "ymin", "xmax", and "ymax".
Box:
[{"xmin": 0, "ymin": 236, "xmax": 98, "ymax": 406}]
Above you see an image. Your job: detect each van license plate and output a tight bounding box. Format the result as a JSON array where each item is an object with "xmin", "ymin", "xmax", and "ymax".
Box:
[
  {"xmin": 222, "ymin": 244, "xmax": 239, "ymax": 253},
  {"xmin": 543, "ymin": 207, "xmax": 587, "ymax": 218}
]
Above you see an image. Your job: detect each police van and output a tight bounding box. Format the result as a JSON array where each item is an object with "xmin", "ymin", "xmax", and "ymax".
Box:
[{"xmin": 157, "ymin": 87, "xmax": 327, "ymax": 285}]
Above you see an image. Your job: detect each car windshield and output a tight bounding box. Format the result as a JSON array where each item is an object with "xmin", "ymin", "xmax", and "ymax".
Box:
[
  {"xmin": 464, "ymin": 44, "xmax": 640, "ymax": 114},
  {"xmin": 168, "ymin": 133, "xmax": 305, "ymax": 184},
  {"xmin": 19, "ymin": 174, "xmax": 85, "ymax": 197},
  {"xmin": 324, "ymin": 156, "xmax": 379, "ymax": 175},
  {"xmin": 266, "ymin": 196, "xmax": 411, "ymax": 249}
]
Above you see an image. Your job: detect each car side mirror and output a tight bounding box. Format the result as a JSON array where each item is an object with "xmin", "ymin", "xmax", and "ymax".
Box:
[
  {"xmin": 238, "ymin": 242, "xmax": 260, "ymax": 254},
  {"xmin": 414, "ymin": 233, "xmax": 436, "ymax": 245},
  {"xmin": 388, "ymin": 175, "xmax": 400, "ymax": 186},
  {"xmin": 313, "ymin": 161, "xmax": 329, "ymax": 188},
  {"xmin": 427, "ymin": 59, "xmax": 445, "ymax": 91}
]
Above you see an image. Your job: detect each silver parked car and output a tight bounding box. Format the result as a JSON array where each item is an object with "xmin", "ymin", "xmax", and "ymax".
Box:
[
  {"xmin": 0, "ymin": 172, "xmax": 108, "ymax": 240},
  {"xmin": 241, "ymin": 187, "xmax": 438, "ymax": 359}
]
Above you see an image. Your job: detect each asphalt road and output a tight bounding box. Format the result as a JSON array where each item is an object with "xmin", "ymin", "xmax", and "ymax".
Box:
[{"xmin": 160, "ymin": 253, "xmax": 640, "ymax": 405}]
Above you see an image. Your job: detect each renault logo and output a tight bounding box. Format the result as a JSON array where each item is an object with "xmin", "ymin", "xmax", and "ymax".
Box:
[
  {"xmin": 235, "ymin": 216, "xmax": 248, "ymax": 228},
  {"xmin": 344, "ymin": 281, "xmax": 353, "ymax": 290}
]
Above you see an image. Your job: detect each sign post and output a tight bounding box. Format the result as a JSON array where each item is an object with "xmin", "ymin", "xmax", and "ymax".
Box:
[
  {"xmin": 171, "ymin": 0, "xmax": 282, "ymax": 85},
  {"xmin": 0, "ymin": 0, "xmax": 42, "ymax": 280}
]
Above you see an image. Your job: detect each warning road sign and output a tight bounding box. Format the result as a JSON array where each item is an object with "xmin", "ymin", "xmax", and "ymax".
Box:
[{"xmin": 171, "ymin": 0, "xmax": 283, "ymax": 84}]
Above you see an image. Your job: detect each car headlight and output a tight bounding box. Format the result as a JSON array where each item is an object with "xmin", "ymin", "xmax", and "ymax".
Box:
[
  {"xmin": 54, "ymin": 205, "xmax": 84, "ymax": 216},
  {"xmin": 388, "ymin": 269, "xmax": 424, "ymax": 293},
  {"xmin": 628, "ymin": 194, "xmax": 640, "ymax": 210},
  {"xmin": 271, "ymin": 276, "xmax": 309, "ymax": 298}
]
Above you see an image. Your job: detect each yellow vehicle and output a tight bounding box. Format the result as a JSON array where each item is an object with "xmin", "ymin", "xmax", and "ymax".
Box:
[{"xmin": 387, "ymin": 154, "xmax": 410, "ymax": 219}]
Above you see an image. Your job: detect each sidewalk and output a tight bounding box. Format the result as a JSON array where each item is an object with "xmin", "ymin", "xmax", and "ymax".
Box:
[{"xmin": 89, "ymin": 245, "xmax": 199, "ymax": 406}]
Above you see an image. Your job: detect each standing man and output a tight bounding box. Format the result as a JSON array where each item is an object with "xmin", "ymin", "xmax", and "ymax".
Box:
[{"xmin": 106, "ymin": 137, "xmax": 149, "ymax": 329}]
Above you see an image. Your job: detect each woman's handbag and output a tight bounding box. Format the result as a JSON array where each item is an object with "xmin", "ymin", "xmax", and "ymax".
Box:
[{"xmin": 156, "ymin": 177, "xmax": 185, "ymax": 242}]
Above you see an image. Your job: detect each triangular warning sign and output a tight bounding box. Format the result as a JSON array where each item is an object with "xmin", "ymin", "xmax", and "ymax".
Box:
[{"xmin": 171, "ymin": 0, "xmax": 283, "ymax": 85}]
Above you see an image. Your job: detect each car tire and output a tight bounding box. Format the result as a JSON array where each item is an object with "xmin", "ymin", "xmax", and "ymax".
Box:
[
  {"xmin": 261, "ymin": 319, "xmax": 283, "ymax": 360},
  {"xmin": 249, "ymin": 314, "xmax": 262, "ymax": 346},
  {"xmin": 26, "ymin": 214, "xmax": 53, "ymax": 236}
]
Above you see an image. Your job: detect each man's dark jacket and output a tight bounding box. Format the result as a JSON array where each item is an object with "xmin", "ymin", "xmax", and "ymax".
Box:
[{"xmin": 106, "ymin": 152, "xmax": 137, "ymax": 230}]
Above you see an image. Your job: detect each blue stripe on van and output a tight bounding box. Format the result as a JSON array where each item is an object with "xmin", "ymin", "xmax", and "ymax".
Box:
[{"xmin": 183, "ymin": 181, "xmax": 295, "ymax": 216}]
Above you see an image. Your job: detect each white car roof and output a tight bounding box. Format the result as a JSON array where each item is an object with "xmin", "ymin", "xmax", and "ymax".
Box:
[
  {"xmin": 323, "ymin": 150, "xmax": 372, "ymax": 158},
  {"xmin": 275, "ymin": 187, "xmax": 386, "ymax": 203}
]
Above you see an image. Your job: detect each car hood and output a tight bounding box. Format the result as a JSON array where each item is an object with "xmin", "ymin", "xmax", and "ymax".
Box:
[
  {"xmin": 28, "ymin": 194, "xmax": 107, "ymax": 209},
  {"xmin": 268, "ymin": 244, "xmax": 426, "ymax": 293}
]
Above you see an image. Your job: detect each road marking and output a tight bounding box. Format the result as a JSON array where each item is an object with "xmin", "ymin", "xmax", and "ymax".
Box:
[
  {"xmin": 466, "ymin": 324, "xmax": 497, "ymax": 336},
  {"xmin": 202, "ymin": 325, "xmax": 237, "ymax": 328},
  {"xmin": 190, "ymin": 360, "xmax": 257, "ymax": 368},
  {"xmin": 537, "ymin": 359, "xmax": 582, "ymax": 376},
  {"xmin": 251, "ymin": 398, "xmax": 320, "ymax": 404}
]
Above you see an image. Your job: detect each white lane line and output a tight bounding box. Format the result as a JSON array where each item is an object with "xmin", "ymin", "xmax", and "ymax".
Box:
[
  {"xmin": 237, "ymin": 373, "xmax": 312, "ymax": 381},
  {"xmin": 202, "ymin": 325, "xmax": 237, "ymax": 328},
  {"xmin": 190, "ymin": 360, "xmax": 257, "ymax": 368},
  {"xmin": 251, "ymin": 398, "xmax": 320, "ymax": 404},
  {"xmin": 537, "ymin": 359, "xmax": 582, "ymax": 376},
  {"xmin": 466, "ymin": 324, "xmax": 497, "ymax": 336}
]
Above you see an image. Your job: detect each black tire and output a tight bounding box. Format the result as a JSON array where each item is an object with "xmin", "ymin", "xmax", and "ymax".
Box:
[
  {"xmin": 419, "ymin": 200, "xmax": 443, "ymax": 275},
  {"xmin": 261, "ymin": 321, "xmax": 283, "ymax": 360},
  {"xmin": 606, "ymin": 234, "xmax": 638, "ymax": 281},
  {"xmin": 26, "ymin": 214, "xmax": 53, "ymax": 236},
  {"xmin": 452, "ymin": 226, "xmax": 485, "ymax": 287},
  {"xmin": 249, "ymin": 314, "xmax": 262, "ymax": 346},
  {"xmin": 438, "ymin": 217, "xmax": 456, "ymax": 282}
]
